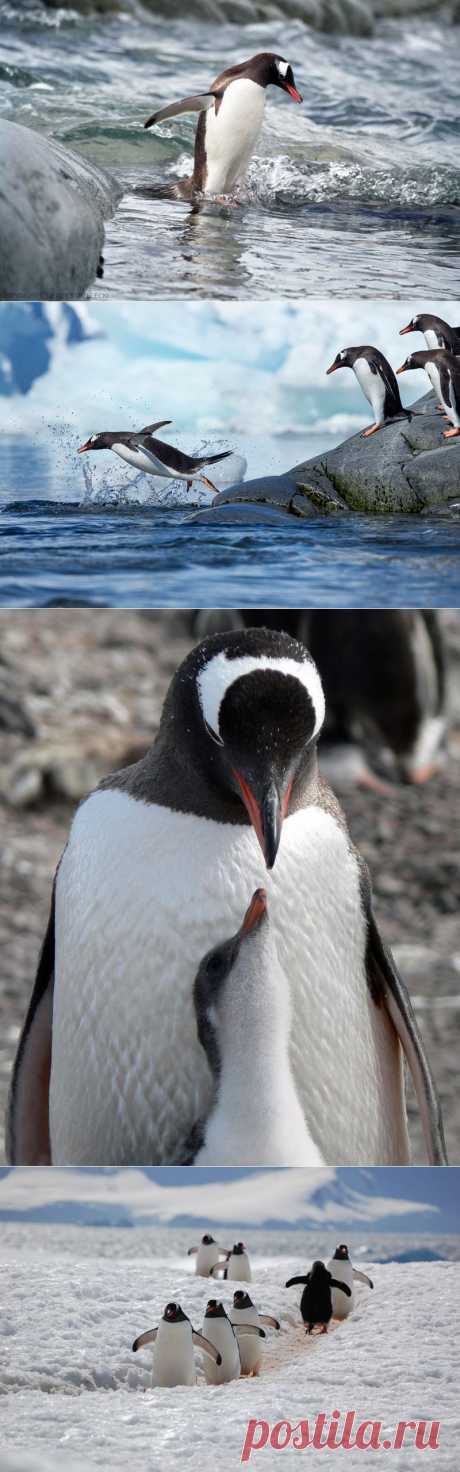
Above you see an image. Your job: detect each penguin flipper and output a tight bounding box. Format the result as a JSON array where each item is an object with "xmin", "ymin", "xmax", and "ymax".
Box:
[
  {"xmin": 187, "ymin": 1246, "xmax": 199, "ymax": 1255},
  {"xmin": 353, "ymin": 1269, "xmax": 373, "ymax": 1289},
  {"xmin": 132, "ymin": 1327, "xmax": 158, "ymax": 1352},
  {"xmin": 6, "ymin": 878, "xmax": 57, "ymax": 1164},
  {"xmin": 139, "ymin": 420, "xmax": 172, "ymax": 435},
  {"xmin": 235, "ymin": 1325, "xmax": 265, "ymax": 1339},
  {"xmin": 285, "ymin": 1275, "xmax": 309, "ymax": 1288},
  {"xmin": 330, "ymin": 1279, "xmax": 352, "ymax": 1297},
  {"xmin": 259, "ymin": 1314, "xmax": 281, "ymax": 1330},
  {"xmin": 360, "ymin": 861, "xmax": 448, "ymax": 1166},
  {"xmin": 144, "ymin": 94, "xmax": 216, "ymax": 129},
  {"xmin": 192, "ymin": 1331, "xmax": 222, "ymax": 1365}
]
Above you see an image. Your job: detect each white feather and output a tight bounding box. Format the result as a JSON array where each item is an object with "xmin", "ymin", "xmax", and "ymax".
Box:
[
  {"xmin": 197, "ymin": 651, "xmax": 325, "ymax": 742},
  {"xmin": 352, "ymin": 357, "xmax": 386, "ymax": 425},
  {"xmin": 203, "ymin": 79, "xmax": 265, "ymax": 194}
]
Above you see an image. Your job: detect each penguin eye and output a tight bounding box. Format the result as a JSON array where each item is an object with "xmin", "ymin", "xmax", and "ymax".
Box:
[{"xmin": 204, "ymin": 719, "xmax": 224, "ymax": 748}]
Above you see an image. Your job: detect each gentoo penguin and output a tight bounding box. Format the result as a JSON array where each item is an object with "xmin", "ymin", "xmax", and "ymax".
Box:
[
  {"xmin": 231, "ymin": 1290, "xmax": 280, "ymax": 1376},
  {"xmin": 187, "ymin": 1233, "xmax": 230, "ymax": 1277},
  {"xmin": 132, "ymin": 1301, "xmax": 222, "ymax": 1387},
  {"xmin": 326, "ymin": 1244, "xmax": 373, "ymax": 1320},
  {"xmin": 397, "ymin": 350, "xmax": 460, "ymax": 438},
  {"xmin": 399, "ymin": 314, "xmax": 460, "ymax": 357},
  {"xmin": 211, "ymin": 1242, "xmax": 252, "ymax": 1282},
  {"xmin": 285, "ymin": 1261, "xmax": 351, "ymax": 1334},
  {"xmin": 144, "ymin": 54, "xmax": 302, "ymax": 199},
  {"xmin": 326, "ymin": 346, "xmax": 411, "ymax": 437},
  {"xmin": 77, "ymin": 420, "xmax": 233, "ymax": 495},
  {"xmin": 201, "ymin": 1299, "xmax": 264, "ymax": 1384},
  {"xmin": 191, "ymin": 888, "xmax": 325, "ymax": 1166},
  {"xmin": 8, "ymin": 627, "xmax": 447, "ymax": 1169}
]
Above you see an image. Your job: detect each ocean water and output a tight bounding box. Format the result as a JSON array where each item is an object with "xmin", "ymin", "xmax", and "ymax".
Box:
[
  {"xmin": 1, "ymin": 434, "xmax": 460, "ymax": 607},
  {"xmin": 0, "ymin": 6, "xmax": 459, "ymax": 298}
]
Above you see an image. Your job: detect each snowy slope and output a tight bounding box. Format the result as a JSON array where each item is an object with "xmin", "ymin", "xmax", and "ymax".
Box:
[{"xmin": 0, "ymin": 1227, "xmax": 458, "ymax": 1472}]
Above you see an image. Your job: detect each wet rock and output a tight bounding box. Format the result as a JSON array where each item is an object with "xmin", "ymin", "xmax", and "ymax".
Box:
[{"xmin": 0, "ymin": 121, "xmax": 120, "ymax": 301}]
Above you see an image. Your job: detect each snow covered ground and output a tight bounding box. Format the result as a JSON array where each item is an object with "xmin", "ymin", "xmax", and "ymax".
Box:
[{"xmin": 0, "ymin": 1225, "xmax": 458, "ymax": 1472}]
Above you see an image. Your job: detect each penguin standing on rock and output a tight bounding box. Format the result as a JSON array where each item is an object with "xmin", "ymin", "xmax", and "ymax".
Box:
[
  {"xmin": 190, "ymin": 888, "xmax": 325, "ymax": 1166},
  {"xmin": 144, "ymin": 53, "xmax": 302, "ymax": 199},
  {"xmin": 397, "ymin": 351, "xmax": 460, "ymax": 438},
  {"xmin": 8, "ymin": 626, "xmax": 447, "ymax": 1170},
  {"xmin": 326, "ymin": 1244, "xmax": 373, "ymax": 1320},
  {"xmin": 201, "ymin": 1299, "xmax": 265, "ymax": 1384},
  {"xmin": 212, "ymin": 1242, "xmax": 252, "ymax": 1282},
  {"xmin": 132, "ymin": 1301, "xmax": 222, "ymax": 1387},
  {"xmin": 77, "ymin": 421, "xmax": 233, "ymax": 495},
  {"xmin": 285, "ymin": 1261, "xmax": 351, "ymax": 1334},
  {"xmin": 326, "ymin": 346, "xmax": 412, "ymax": 437},
  {"xmin": 187, "ymin": 1234, "xmax": 230, "ymax": 1277},
  {"xmin": 231, "ymin": 1290, "xmax": 280, "ymax": 1376}
]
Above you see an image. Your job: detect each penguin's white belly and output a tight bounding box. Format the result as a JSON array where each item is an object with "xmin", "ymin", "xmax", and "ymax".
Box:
[
  {"xmin": 425, "ymin": 362, "xmax": 442, "ymax": 403},
  {"xmin": 50, "ymin": 790, "xmax": 409, "ymax": 1166},
  {"xmin": 203, "ymin": 80, "xmax": 264, "ymax": 194},
  {"xmin": 423, "ymin": 330, "xmax": 438, "ymax": 351},
  {"xmin": 225, "ymin": 1255, "xmax": 251, "ymax": 1283},
  {"xmin": 153, "ymin": 1321, "xmax": 195, "ymax": 1386},
  {"xmin": 112, "ymin": 443, "xmax": 172, "ymax": 478},
  {"xmin": 353, "ymin": 358, "xmax": 386, "ymax": 423},
  {"xmin": 196, "ymin": 1243, "xmax": 222, "ymax": 1276},
  {"xmin": 327, "ymin": 1259, "xmax": 354, "ymax": 1318},
  {"xmin": 202, "ymin": 1321, "xmax": 240, "ymax": 1384},
  {"xmin": 231, "ymin": 1310, "xmax": 263, "ymax": 1373}
]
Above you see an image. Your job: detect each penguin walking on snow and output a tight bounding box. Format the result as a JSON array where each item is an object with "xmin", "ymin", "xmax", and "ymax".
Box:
[
  {"xmin": 286, "ymin": 1261, "xmax": 351, "ymax": 1334},
  {"xmin": 8, "ymin": 626, "xmax": 447, "ymax": 1170},
  {"xmin": 397, "ymin": 350, "xmax": 460, "ymax": 439},
  {"xmin": 77, "ymin": 420, "xmax": 233, "ymax": 495},
  {"xmin": 211, "ymin": 1242, "xmax": 252, "ymax": 1282},
  {"xmin": 190, "ymin": 888, "xmax": 325, "ymax": 1166},
  {"xmin": 187, "ymin": 1234, "xmax": 230, "ymax": 1277},
  {"xmin": 326, "ymin": 1244, "xmax": 373, "ymax": 1320},
  {"xmin": 326, "ymin": 346, "xmax": 412, "ymax": 437},
  {"xmin": 231, "ymin": 1290, "xmax": 280, "ymax": 1376},
  {"xmin": 144, "ymin": 53, "xmax": 302, "ymax": 199},
  {"xmin": 201, "ymin": 1299, "xmax": 265, "ymax": 1384},
  {"xmin": 132, "ymin": 1301, "xmax": 222, "ymax": 1386}
]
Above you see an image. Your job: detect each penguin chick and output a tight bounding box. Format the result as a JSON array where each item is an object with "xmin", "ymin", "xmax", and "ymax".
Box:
[
  {"xmin": 326, "ymin": 346, "xmax": 411, "ymax": 437},
  {"xmin": 191, "ymin": 887, "xmax": 325, "ymax": 1166},
  {"xmin": 286, "ymin": 1260, "xmax": 351, "ymax": 1333}
]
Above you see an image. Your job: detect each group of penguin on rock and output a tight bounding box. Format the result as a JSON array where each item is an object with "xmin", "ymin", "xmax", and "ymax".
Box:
[
  {"xmin": 132, "ymin": 1238, "xmax": 373, "ymax": 1387},
  {"xmin": 76, "ymin": 310, "xmax": 460, "ymax": 499},
  {"xmin": 7, "ymin": 621, "xmax": 448, "ymax": 1170}
]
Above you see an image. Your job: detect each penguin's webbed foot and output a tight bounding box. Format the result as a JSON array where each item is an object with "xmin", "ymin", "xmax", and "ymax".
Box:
[
  {"xmin": 362, "ymin": 424, "xmax": 380, "ymax": 438},
  {"xmin": 443, "ymin": 427, "xmax": 460, "ymax": 438}
]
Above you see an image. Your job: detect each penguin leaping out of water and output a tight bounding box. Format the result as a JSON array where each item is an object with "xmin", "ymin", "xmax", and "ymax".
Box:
[
  {"xmin": 397, "ymin": 351, "xmax": 460, "ymax": 439},
  {"xmin": 77, "ymin": 420, "xmax": 234, "ymax": 495},
  {"xmin": 326, "ymin": 346, "xmax": 412, "ymax": 437},
  {"xmin": 144, "ymin": 53, "xmax": 302, "ymax": 199},
  {"xmin": 190, "ymin": 887, "xmax": 325, "ymax": 1166}
]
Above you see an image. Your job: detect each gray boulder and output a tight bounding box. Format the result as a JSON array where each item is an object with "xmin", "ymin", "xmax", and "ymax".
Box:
[
  {"xmin": 191, "ymin": 393, "xmax": 460, "ymax": 522},
  {"xmin": 0, "ymin": 120, "xmax": 120, "ymax": 300}
]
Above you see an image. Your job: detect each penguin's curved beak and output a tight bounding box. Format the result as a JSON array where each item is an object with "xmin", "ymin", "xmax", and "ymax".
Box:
[
  {"xmin": 240, "ymin": 888, "xmax": 267, "ymax": 937},
  {"xmin": 326, "ymin": 361, "xmax": 339, "ymax": 374},
  {"xmin": 396, "ymin": 363, "xmax": 408, "ymax": 375},
  {"xmin": 233, "ymin": 772, "xmax": 290, "ymax": 869},
  {"xmin": 399, "ymin": 325, "xmax": 412, "ymax": 336},
  {"xmin": 77, "ymin": 440, "xmax": 92, "ymax": 453},
  {"xmin": 285, "ymin": 82, "xmax": 302, "ymax": 102}
]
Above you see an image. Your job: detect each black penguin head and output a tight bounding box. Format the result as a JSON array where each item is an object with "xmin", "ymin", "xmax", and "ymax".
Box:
[
  {"xmin": 326, "ymin": 348, "xmax": 356, "ymax": 374},
  {"xmin": 233, "ymin": 1242, "xmax": 246, "ymax": 1254},
  {"xmin": 205, "ymin": 1299, "xmax": 227, "ymax": 1318},
  {"xmin": 396, "ymin": 350, "xmax": 432, "ymax": 375},
  {"xmin": 202, "ymin": 1234, "xmax": 215, "ymax": 1245},
  {"xmin": 193, "ymin": 889, "xmax": 269, "ymax": 1078},
  {"xmin": 167, "ymin": 628, "xmax": 325, "ymax": 872},
  {"xmin": 265, "ymin": 55, "xmax": 302, "ymax": 102},
  {"xmin": 233, "ymin": 1290, "xmax": 253, "ymax": 1309},
  {"xmin": 163, "ymin": 1302, "xmax": 188, "ymax": 1323},
  {"xmin": 399, "ymin": 315, "xmax": 421, "ymax": 336},
  {"xmin": 77, "ymin": 432, "xmax": 115, "ymax": 454},
  {"xmin": 333, "ymin": 1244, "xmax": 349, "ymax": 1260}
]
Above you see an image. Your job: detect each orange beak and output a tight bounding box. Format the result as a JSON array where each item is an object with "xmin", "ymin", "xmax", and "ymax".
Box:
[
  {"xmin": 326, "ymin": 362, "xmax": 339, "ymax": 374},
  {"xmin": 77, "ymin": 440, "xmax": 92, "ymax": 453},
  {"xmin": 286, "ymin": 83, "xmax": 302, "ymax": 102},
  {"xmin": 399, "ymin": 325, "xmax": 412, "ymax": 336},
  {"xmin": 232, "ymin": 771, "xmax": 292, "ymax": 869},
  {"xmin": 396, "ymin": 364, "xmax": 408, "ymax": 375},
  {"xmin": 240, "ymin": 889, "xmax": 268, "ymax": 937}
]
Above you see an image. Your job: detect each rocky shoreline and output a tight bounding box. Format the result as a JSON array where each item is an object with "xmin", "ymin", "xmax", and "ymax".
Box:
[
  {"xmin": 192, "ymin": 393, "xmax": 460, "ymax": 523},
  {"xmin": 0, "ymin": 121, "xmax": 120, "ymax": 301},
  {"xmin": 1, "ymin": 610, "xmax": 459, "ymax": 1166}
]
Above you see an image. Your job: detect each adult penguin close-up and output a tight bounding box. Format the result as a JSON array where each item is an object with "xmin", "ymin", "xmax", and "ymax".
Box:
[{"xmin": 7, "ymin": 625, "xmax": 447, "ymax": 1170}]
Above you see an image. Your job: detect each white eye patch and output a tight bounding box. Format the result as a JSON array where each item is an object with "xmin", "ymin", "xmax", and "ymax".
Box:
[
  {"xmin": 197, "ymin": 651, "xmax": 325, "ymax": 743},
  {"xmin": 276, "ymin": 59, "xmax": 289, "ymax": 77}
]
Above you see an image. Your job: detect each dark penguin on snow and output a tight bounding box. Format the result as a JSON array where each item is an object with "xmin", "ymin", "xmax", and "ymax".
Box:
[
  {"xmin": 144, "ymin": 53, "xmax": 302, "ymax": 199},
  {"xmin": 326, "ymin": 346, "xmax": 411, "ymax": 437},
  {"xmin": 77, "ymin": 420, "xmax": 233, "ymax": 495},
  {"xmin": 397, "ymin": 350, "xmax": 460, "ymax": 438},
  {"xmin": 7, "ymin": 626, "xmax": 447, "ymax": 1171},
  {"xmin": 286, "ymin": 1260, "xmax": 351, "ymax": 1334}
]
